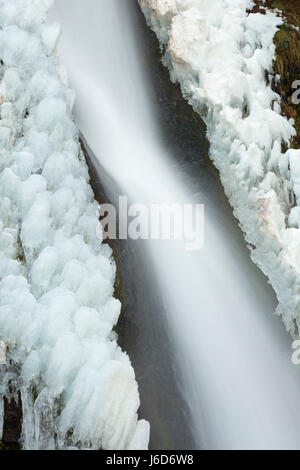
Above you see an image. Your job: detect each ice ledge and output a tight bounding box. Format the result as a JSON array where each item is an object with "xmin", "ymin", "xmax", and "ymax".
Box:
[
  {"xmin": 0, "ymin": 0, "xmax": 149, "ymax": 450},
  {"xmin": 139, "ymin": 0, "xmax": 300, "ymax": 336}
]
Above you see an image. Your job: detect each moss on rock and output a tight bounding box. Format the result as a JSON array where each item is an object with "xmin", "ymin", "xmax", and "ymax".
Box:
[{"xmin": 254, "ymin": 0, "xmax": 300, "ymax": 148}]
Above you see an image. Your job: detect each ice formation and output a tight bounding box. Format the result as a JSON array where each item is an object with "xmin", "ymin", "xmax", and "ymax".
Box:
[
  {"xmin": 139, "ymin": 0, "xmax": 300, "ymax": 335},
  {"xmin": 0, "ymin": 0, "xmax": 149, "ymax": 450}
]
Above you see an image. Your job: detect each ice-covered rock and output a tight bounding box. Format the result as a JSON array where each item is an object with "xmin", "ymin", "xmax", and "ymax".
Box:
[
  {"xmin": 139, "ymin": 0, "xmax": 300, "ymax": 336},
  {"xmin": 0, "ymin": 0, "xmax": 149, "ymax": 450}
]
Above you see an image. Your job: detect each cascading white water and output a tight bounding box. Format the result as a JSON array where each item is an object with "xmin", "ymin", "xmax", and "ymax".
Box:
[{"xmin": 50, "ymin": 0, "xmax": 300, "ymax": 449}]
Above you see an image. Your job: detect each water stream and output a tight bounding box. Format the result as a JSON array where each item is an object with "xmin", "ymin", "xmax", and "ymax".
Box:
[{"xmin": 50, "ymin": 0, "xmax": 300, "ymax": 450}]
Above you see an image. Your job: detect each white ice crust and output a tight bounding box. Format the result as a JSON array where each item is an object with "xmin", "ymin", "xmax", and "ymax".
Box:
[{"xmin": 0, "ymin": 0, "xmax": 149, "ymax": 450}]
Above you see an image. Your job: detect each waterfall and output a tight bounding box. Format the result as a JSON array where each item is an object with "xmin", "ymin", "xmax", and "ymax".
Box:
[{"xmin": 50, "ymin": 0, "xmax": 300, "ymax": 450}]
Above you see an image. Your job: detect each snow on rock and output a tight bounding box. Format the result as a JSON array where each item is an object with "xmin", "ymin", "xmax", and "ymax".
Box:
[
  {"xmin": 0, "ymin": 0, "xmax": 149, "ymax": 450},
  {"xmin": 139, "ymin": 0, "xmax": 300, "ymax": 336}
]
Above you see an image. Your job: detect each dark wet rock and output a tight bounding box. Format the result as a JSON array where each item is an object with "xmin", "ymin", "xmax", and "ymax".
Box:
[
  {"xmin": 254, "ymin": 0, "xmax": 300, "ymax": 148},
  {"xmin": 1, "ymin": 395, "xmax": 22, "ymax": 450}
]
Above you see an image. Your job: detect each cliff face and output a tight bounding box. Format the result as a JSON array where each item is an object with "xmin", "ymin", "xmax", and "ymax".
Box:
[
  {"xmin": 253, "ymin": 1, "xmax": 300, "ymax": 149},
  {"xmin": 139, "ymin": 0, "xmax": 300, "ymax": 336}
]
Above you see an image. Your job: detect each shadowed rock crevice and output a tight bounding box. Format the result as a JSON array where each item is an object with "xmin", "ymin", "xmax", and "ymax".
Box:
[{"xmin": 1, "ymin": 394, "xmax": 22, "ymax": 450}]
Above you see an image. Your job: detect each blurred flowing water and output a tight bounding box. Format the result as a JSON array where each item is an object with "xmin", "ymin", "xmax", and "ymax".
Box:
[{"xmin": 50, "ymin": 0, "xmax": 300, "ymax": 450}]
